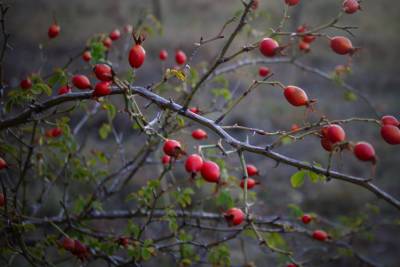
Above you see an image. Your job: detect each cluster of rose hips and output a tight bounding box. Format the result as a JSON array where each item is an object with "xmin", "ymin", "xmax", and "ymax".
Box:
[
  {"xmin": 162, "ymin": 131, "xmax": 263, "ymax": 227},
  {"xmin": 320, "ymin": 124, "xmax": 377, "ymax": 164},
  {"xmin": 258, "ymin": 0, "xmax": 361, "ymax": 60},
  {"xmin": 159, "ymin": 49, "xmax": 187, "ymax": 66},
  {"xmin": 284, "ymin": 0, "xmax": 360, "ymax": 14},
  {"xmin": 60, "ymin": 237, "xmax": 90, "ymax": 261}
]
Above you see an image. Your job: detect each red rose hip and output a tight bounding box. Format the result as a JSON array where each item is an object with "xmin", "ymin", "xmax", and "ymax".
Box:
[
  {"xmin": 20, "ymin": 78, "xmax": 32, "ymax": 90},
  {"xmin": 353, "ymin": 142, "xmax": 376, "ymax": 162},
  {"xmin": 381, "ymin": 125, "xmax": 400, "ymax": 145},
  {"xmin": 240, "ymin": 178, "xmax": 258, "ymax": 189},
  {"xmin": 48, "ymin": 24, "xmax": 60, "ymax": 39},
  {"xmin": 201, "ymin": 160, "xmax": 220, "ymax": 183},
  {"xmin": 93, "ymin": 81, "xmax": 112, "ymax": 97},
  {"xmin": 159, "ymin": 50, "xmax": 168, "ymax": 61},
  {"xmin": 258, "ymin": 66, "xmax": 270, "ymax": 77},
  {"xmin": 283, "ymin": 86, "xmax": 310, "ymax": 107},
  {"xmin": 312, "ymin": 230, "xmax": 328, "ymax": 241},
  {"xmin": 191, "ymin": 129, "xmax": 208, "ymax": 140},
  {"xmin": 342, "ymin": 0, "xmax": 361, "ymax": 14},
  {"xmin": 259, "ymin": 38, "xmax": 279, "ymax": 57},
  {"xmin": 72, "ymin": 75, "xmax": 91, "ymax": 90},
  {"xmin": 185, "ymin": 154, "xmax": 204, "ymax": 173},
  {"xmin": 163, "ymin": 139, "xmax": 183, "ymax": 157},
  {"xmin": 94, "ymin": 64, "xmax": 113, "ymax": 81},
  {"xmin": 301, "ymin": 214, "xmax": 312, "ymax": 224},
  {"xmin": 285, "ymin": 0, "xmax": 300, "ymax": 6},
  {"xmin": 224, "ymin": 208, "xmax": 245, "ymax": 226},
  {"xmin": 330, "ymin": 36, "xmax": 354, "ymax": 55},
  {"xmin": 175, "ymin": 50, "xmax": 187, "ymax": 65},
  {"xmin": 246, "ymin": 164, "xmax": 259, "ymax": 176}
]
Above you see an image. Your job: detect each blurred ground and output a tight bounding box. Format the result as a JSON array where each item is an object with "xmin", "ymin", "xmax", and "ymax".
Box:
[{"xmin": 3, "ymin": 0, "xmax": 400, "ymax": 266}]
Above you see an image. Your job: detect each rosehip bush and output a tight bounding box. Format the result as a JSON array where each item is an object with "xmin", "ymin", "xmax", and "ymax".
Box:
[{"xmin": 0, "ymin": 1, "xmax": 399, "ymax": 267}]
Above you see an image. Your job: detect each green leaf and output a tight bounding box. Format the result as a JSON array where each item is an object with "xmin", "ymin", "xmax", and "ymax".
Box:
[
  {"xmin": 126, "ymin": 221, "xmax": 140, "ymax": 239},
  {"xmin": 48, "ymin": 69, "xmax": 67, "ymax": 88},
  {"xmin": 90, "ymin": 41, "xmax": 107, "ymax": 63},
  {"xmin": 102, "ymin": 101, "xmax": 117, "ymax": 120},
  {"xmin": 288, "ymin": 204, "xmax": 303, "ymax": 217},
  {"xmin": 216, "ymin": 189, "xmax": 234, "ymax": 209},
  {"xmin": 32, "ymin": 83, "xmax": 52, "ymax": 96},
  {"xmin": 264, "ymin": 233, "xmax": 287, "ymax": 250},
  {"xmin": 99, "ymin": 123, "xmax": 111, "ymax": 140},
  {"xmin": 211, "ymin": 88, "xmax": 231, "ymax": 101},
  {"xmin": 290, "ymin": 170, "xmax": 306, "ymax": 188},
  {"xmin": 344, "ymin": 91, "xmax": 358, "ymax": 102},
  {"xmin": 208, "ymin": 244, "xmax": 231, "ymax": 267}
]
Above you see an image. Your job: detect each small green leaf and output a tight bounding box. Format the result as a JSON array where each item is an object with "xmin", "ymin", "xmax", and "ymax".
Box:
[
  {"xmin": 99, "ymin": 123, "xmax": 111, "ymax": 140},
  {"xmin": 290, "ymin": 170, "xmax": 306, "ymax": 188},
  {"xmin": 216, "ymin": 189, "xmax": 234, "ymax": 209},
  {"xmin": 344, "ymin": 91, "xmax": 358, "ymax": 102}
]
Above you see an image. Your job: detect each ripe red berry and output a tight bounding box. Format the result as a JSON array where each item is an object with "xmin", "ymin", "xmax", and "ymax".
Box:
[
  {"xmin": 159, "ymin": 49, "xmax": 168, "ymax": 61},
  {"xmin": 330, "ymin": 36, "xmax": 354, "ymax": 55},
  {"xmin": 251, "ymin": 0, "xmax": 260, "ymax": 10},
  {"xmin": 93, "ymin": 81, "xmax": 112, "ymax": 97},
  {"xmin": 109, "ymin": 29, "xmax": 121, "ymax": 41},
  {"xmin": 240, "ymin": 178, "xmax": 258, "ymax": 189},
  {"xmin": 189, "ymin": 107, "xmax": 200, "ymax": 114},
  {"xmin": 321, "ymin": 137, "xmax": 334, "ymax": 152},
  {"xmin": 129, "ymin": 44, "xmax": 146, "ymax": 69},
  {"xmin": 163, "ymin": 139, "xmax": 183, "ymax": 157},
  {"xmin": 192, "ymin": 129, "xmax": 208, "ymax": 140},
  {"xmin": 94, "ymin": 64, "xmax": 113, "ymax": 81},
  {"xmin": 246, "ymin": 164, "xmax": 259, "ymax": 176},
  {"xmin": 302, "ymin": 34, "xmax": 316, "ymax": 43},
  {"xmin": 283, "ymin": 86, "xmax": 310, "ymax": 107},
  {"xmin": 259, "ymin": 38, "xmax": 279, "ymax": 57},
  {"xmin": 342, "ymin": 0, "xmax": 361, "ymax": 14},
  {"xmin": 82, "ymin": 51, "xmax": 92, "ymax": 62},
  {"xmin": 61, "ymin": 237, "xmax": 75, "ymax": 251},
  {"xmin": 185, "ymin": 154, "xmax": 204, "ymax": 173},
  {"xmin": 301, "ymin": 214, "xmax": 312, "ymax": 224},
  {"xmin": 72, "ymin": 75, "xmax": 91, "ymax": 90},
  {"xmin": 224, "ymin": 208, "xmax": 245, "ymax": 226},
  {"xmin": 285, "ymin": 0, "xmax": 300, "ymax": 6},
  {"xmin": 297, "ymin": 24, "xmax": 307, "ymax": 33},
  {"xmin": 20, "ymin": 78, "xmax": 32, "ymax": 90},
  {"xmin": 353, "ymin": 142, "xmax": 376, "ymax": 162},
  {"xmin": 58, "ymin": 85, "xmax": 71, "ymax": 95},
  {"xmin": 380, "ymin": 125, "xmax": 400, "ymax": 145},
  {"xmin": 291, "ymin": 124, "xmax": 300, "ymax": 132},
  {"xmin": 287, "ymin": 264, "xmax": 297, "ymax": 267},
  {"xmin": 73, "ymin": 240, "xmax": 89, "ymax": 260},
  {"xmin": 312, "ymin": 230, "xmax": 328, "ymax": 241},
  {"xmin": 48, "ymin": 24, "xmax": 60, "ymax": 39},
  {"xmin": 0, "ymin": 193, "xmax": 5, "ymax": 207},
  {"xmin": 0, "ymin": 157, "xmax": 7, "ymax": 170},
  {"xmin": 258, "ymin": 66, "xmax": 270, "ymax": 77},
  {"xmin": 161, "ymin": 155, "xmax": 171, "ymax": 165},
  {"xmin": 46, "ymin": 127, "xmax": 62, "ymax": 138},
  {"xmin": 103, "ymin": 37, "xmax": 112, "ymax": 49},
  {"xmin": 298, "ymin": 41, "xmax": 310, "ymax": 53},
  {"xmin": 117, "ymin": 237, "xmax": 129, "ymax": 247},
  {"xmin": 381, "ymin": 115, "xmax": 399, "ymax": 126},
  {"xmin": 175, "ymin": 50, "xmax": 187, "ymax": 65},
  {"xmin": 325, "ymin": 125, "xmax": 346, "ymax": 144},
  {"xmin": 201, "ymin": 161, "xmax": 220, "ymax": 183}
]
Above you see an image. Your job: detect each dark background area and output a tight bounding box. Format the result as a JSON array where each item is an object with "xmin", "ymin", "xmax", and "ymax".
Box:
[{"xmin": 3, "ymin": 0, "xmax": 400, "ymax": 266}]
